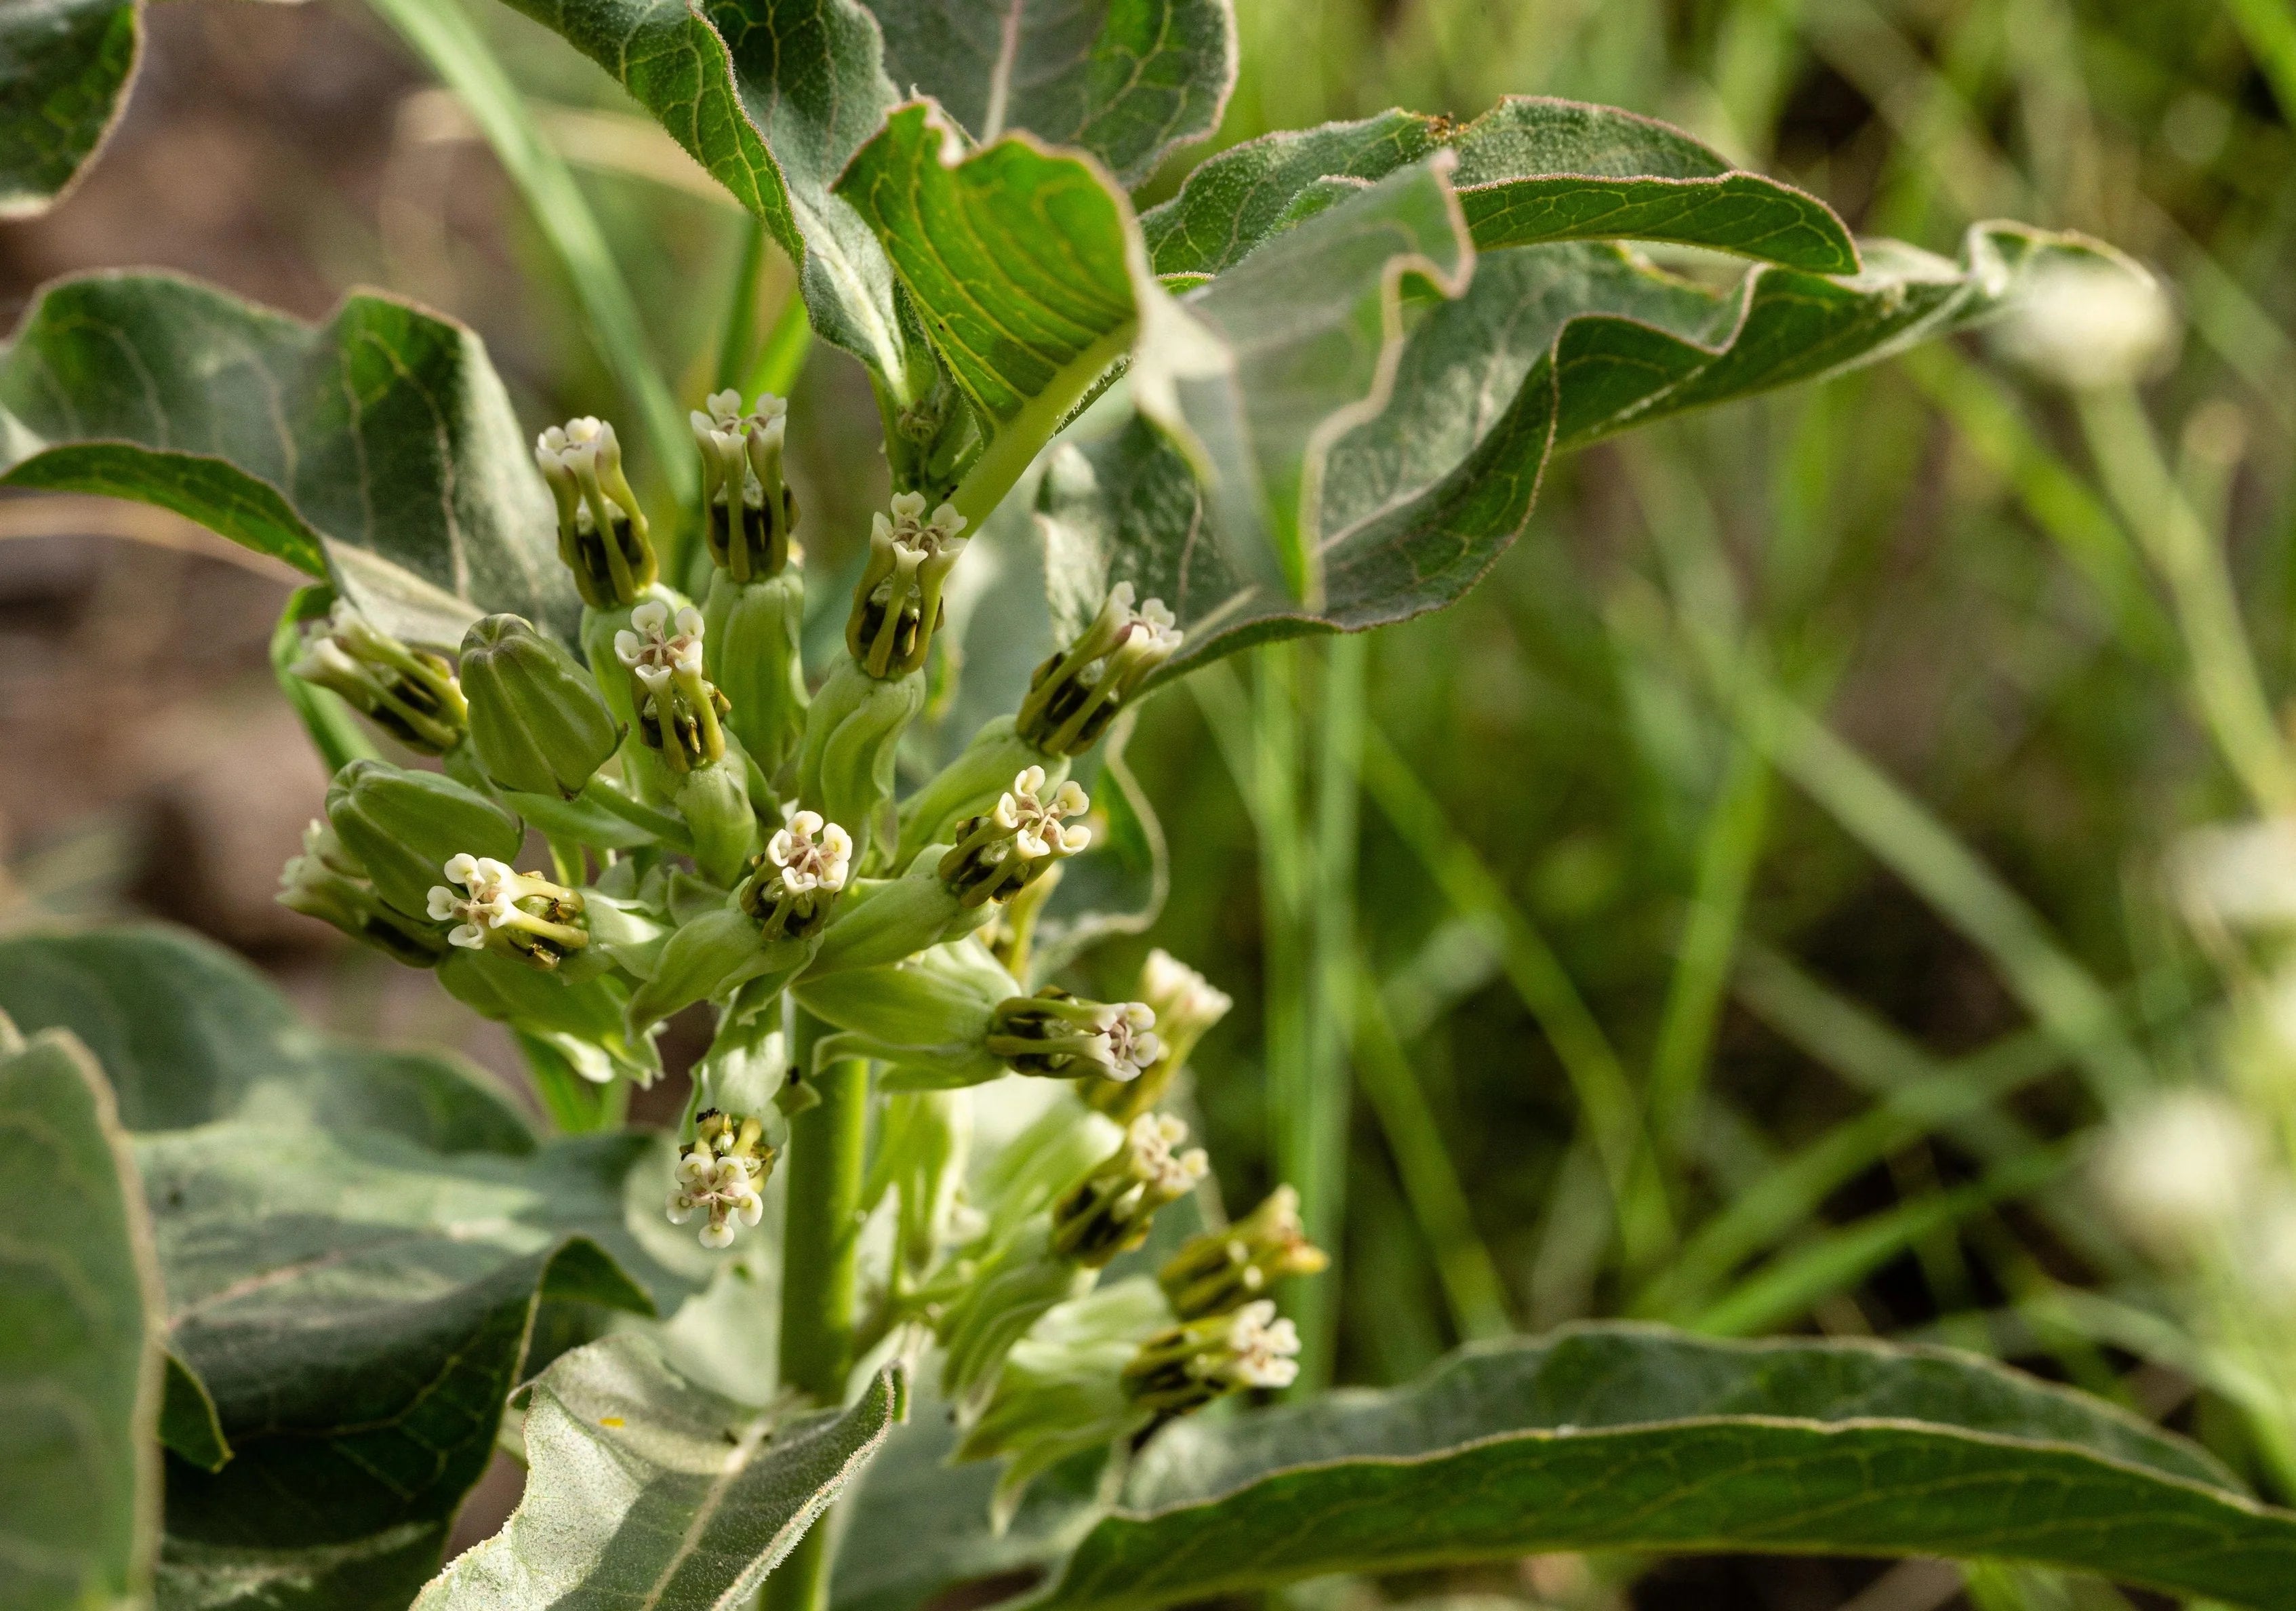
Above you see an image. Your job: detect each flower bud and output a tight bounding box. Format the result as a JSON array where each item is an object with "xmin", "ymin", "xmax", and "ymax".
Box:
[
  {"xmin": 738, "ymin": 812, "xmax": 853, "ymax": 941},
  {"xmin": 535, "ymin": 416, "xmax": 657, "ymax": 608},
  {"xmin": 1990, "ymin": 255, "xmax": 2177, "ymax": 393},
  {"xmin": 288, "ymin": 601, "xmax": 467, "ymax": 755},
  {"xmin": 705, "ymin": 567, "xmax": 809, "ymax": 782},
  {"xmin": 437, "ymin": 948, "xmax": 660, "ymax": 1085},
  {"xmin": 693, "ymin": 391, "xmax": 795, "ymax": 582},
  {"xmin": 325, "ymin": 759, "xmax": 523, "ymax": 921},
  {"xmin": 276, "ymin": 819, "xmax": 449, "ymax": 968},
  {"xmin": 896, "ymin": 717, "xmax": 1070, "ymax": 867},
  {"xmin": 953, "ymin": 1278, "xmax": 1168, "ymax": 1527},
  {"xmin": 846, "ymin": 492, "xmax": 969, "ymax": 680},
  {"xmin": 1121, "ymin": 1298, "xmax": 1301, "ymax": 1414},
  {"xmin": 797, "ymin": 656, "xmax": 927, "ymax": 875},
  {"xmin": 1086, "ymin": 950, "xmax": 1232, "ymax": 1123},
  {"xmin": 426, "ymin": 853, "xmax": 590, "ymax": 969},
  {"xmin": 1049, "ymin": 1113, "xmax": 1207, "ymax": 1269},
  {"xmin": 794, "ymin": 938, "xmax": 1018, "ymax": 1092},
  {"xmin": 800, "ymin": 843, "xmax": 995, "ymax": 979},
  {"xmin": 675, "ymin": 759, "xmax": 758, "ymax": 888},
  {"xmin": 616, "ymin": 600, "xmax": 729, "ymax": 774},
  {"xmin": 938, "ymin": 767, "xmax": 1091, "ymax": 908},
  {"xmin": 988, "ymin": 988, "xmax": 1159, "ymax": 1083},
  {"xmin": 666, "ymin": 1107, "xmax": 776, "ymax": 1250},
  {"xmin": 1015, "ymin": 584, "xmax": 1184, "ymax": 757},
  {"xmin": 1157, "ymin": 1186, "xmax": 1329, "ymax": 1320},
  {"xmin": 459, "ymin": 614, "xmax": 623, "ymax": 799}
]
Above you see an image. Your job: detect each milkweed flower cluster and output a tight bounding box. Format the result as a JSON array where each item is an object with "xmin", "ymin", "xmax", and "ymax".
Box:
[{"xmin": 273, "ymin": 395, "xmax": 1325, "ymax": 1517}]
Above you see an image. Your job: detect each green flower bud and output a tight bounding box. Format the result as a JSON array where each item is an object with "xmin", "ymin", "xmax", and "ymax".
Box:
[
  {"xmin": 845, "ymin": 492, "xmax": 969, "ymax": 680},
  {"xmin": 895, "ymin": 717, "xmax": 1069, "ymax": 867},
  {"xmin": 1085, "ymin": 949, "xmax": 1232, "ymax": 1123},
  {"xmin": 674, "ymin": 759, "xmax": 757, "ymax": 887},
  {"xmin": 794, "ymin": 938, "xmax": 1018, "ymax": 1092},
  {"xmin": 938, "ymin": 766, "xmax": 1092, "ymax": 908},
  {"xmin": 704, "ymin": 568, "xmax": 808, "ymax": 782},
  {"xmin": 276, "ymin": 819, "xmax": 449, "ymax": 968},
  {"xmin": 692, "ymin": 390, "xmax": 795, "ymax": 582},
  {"xmin": 952, "ymin": 1277, "xmax": 1167, "ymax": 1528},
  {"xmin": 460, "ymin": 614, "xmax": 624, "ymax": 799},
  {"xmin": 288, "ymin": 601, "xmax": 467, "ymax": 755},
  {"xmin": 325, "ymin": 759, "xmax": 521, "ymax": 921},
  {"xmin": 667, "ymin": 1107, "xmax": 776, "ymax": 1250},
  {"xmin": 1015, "ymin": 584, "xmax": 1183, "ymax": 757},
  {"xmin": 797, "ymin": 655, "xmax": 927, "ymax": 875},
  {"xmin": 802, "ymin": 846, "xmax": 991, "ymax": 980},
  {"xmin": 426, "ymin": 854, "xmax": 590, "ymax": 970},
  {"xmin": 1121, "ymin": 1298, "xmax": 1301, "ymax": 1414},
  {"xmin": 438, "ymin": 948, "xmax": 660, "ymax": 1086},
  {"xmin": 1156, "ymin": 1185, "xmax": 1329, "ymax": 1321},
  {"xmin": 624, "ymin": 903, "xmax": 815, "ymax": 1037},
  {"xmin": 936, "ymin": 1222, "xmax": 1095, "ymax": 1408},
  {"xmin": 1050, "ymin": 1113, "xmax": 1207, "ymax": 1269},
  {"xmin": 874, "ymin": 1090, "xmax": 973, "ymax": 1283},
  {"xmin": 988, "ymin": 988, "xmax": 1160, "ymax": 1083},
  {"xmin": 535, "ymin": 416, "xmax": 656, "ymax": 608},
  {"xmin": 439, "ymin": 738, "xmax": 653, "ymax": 852}
]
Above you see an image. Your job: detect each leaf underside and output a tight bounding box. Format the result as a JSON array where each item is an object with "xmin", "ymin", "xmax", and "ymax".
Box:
[
  {"xmin": 1032, "ymin": 1327, "xmax": 2296, "ymax": 1611},
  {"xmin": 415, "ymin": 1338, "xmax": 902, "ymax": 1610}
]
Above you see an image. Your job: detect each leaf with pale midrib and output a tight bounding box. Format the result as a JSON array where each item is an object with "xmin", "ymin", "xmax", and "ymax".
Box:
[
  {"xmin": 1034, "ymin": 1326, "xmax": 2296, "ymax": 1611},
  {"xmin": 0, "ymin": 273, "xmax": 578, "ymax": 648},
  {"xmin": 0, "ymin": 1027, "xmax": 163, "ymax": 1611},
  {"xmin": 1043, "ymin": 224, "xmax": 2117, "ymax": 675},
  {"xmin": 416, "ymin": 1337, "xmax": 902, "ymax": 1608},
  {"xmin": 862, "ymin": 0, "xmax": 1232, "ymax": 186},
  {"xmin": 1142, "ymin": 97, "xmax": 1855, "ymax": 278}
]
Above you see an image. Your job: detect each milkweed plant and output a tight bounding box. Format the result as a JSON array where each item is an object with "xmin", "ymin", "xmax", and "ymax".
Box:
[{"xmin": 11, "ymin": 3, "xmax": 2296, "ymax": 1610}]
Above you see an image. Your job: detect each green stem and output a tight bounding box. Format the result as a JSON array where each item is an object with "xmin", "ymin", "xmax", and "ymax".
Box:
[
  {"xmin": 578, "ymin": 776, "xmax": 692, "ymax": 850},
  {"xmin": 767, "ymin": 1031, "xmax": 869, "ymax": 1611},
  {"xmin": 716, "ymin": 215, "xmax": 769, "ymax": 395}
]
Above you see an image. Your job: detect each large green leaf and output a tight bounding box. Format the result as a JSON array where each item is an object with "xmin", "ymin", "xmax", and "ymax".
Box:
[
  {"xmin": 0, "ymin": 272, "xmax": 578, "ymax": 647},
  {"xmin": 1043, "ymin": 223, "xmax": 2114, "ymax": 674},
  {"xmin": 1033, "ymin": 1327, "xmax": 2296, "ymax": 1611},
  {"xmin": 862, "ymin": 0, "xmax": 1233, "ymax": 186},
  {"xmin": 0, "ymin": 1025, "xmax": 163, "ymax": 1611},
  {"xmin": 1125, "ymin": 155, "xmax": 1474, "ymax": 604},
  {"xmin": 498, "ymin": 0, "xmax": 921, "ymax": 389},
  {"xmin": 1142, "ymin": 98, "xmax": 1856, "ymax": 278},
  {"xmin": 416, "ymin": 1337, "xmax": 901, "ymax": 1608},
  {"xmin": 0, "ymin": 0, "xmax": 138, "ymax": 219},
  {"xmin": 0, "ymin": 926, "xmax": 698, "ymax": 1611},
  {"xmin": 836, "ymin": 100, "xmax": 1157, "ymax": 519}
]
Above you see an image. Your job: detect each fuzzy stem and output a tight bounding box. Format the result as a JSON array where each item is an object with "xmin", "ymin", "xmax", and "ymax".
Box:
[{"xmin": 767, "ymin": 1027, "xmax": 870, "ymax": 1611}]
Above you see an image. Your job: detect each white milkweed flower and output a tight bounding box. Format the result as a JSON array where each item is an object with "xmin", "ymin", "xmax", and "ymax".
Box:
[
  {"xmin": 940, "ymin": 768, "xmax": 1093, "ymax": 907},
  {"xmin": 666, "ymin": 1110, "xmax": 774, "ymax": 1249},
  {"xmin": 615, "ymin": 599, "xmax": 706, "ymax": 677},
  {"xmin": 847, "ymin": 490, "xmax": 971, "ymax": 678},
  {"xmin": 2096, "ymin": 1089, "xmax": 2263, "ymax": 1259},
  {"xmin": 1990, "ymin": 256, "xmax": 2178, "ymax": 392},
  {"xmin": 1221, "ymin": 1300, "xmax": 1302, "ymax": 1391},
  {"xmin": 1015, "ymin": 582, "xmax": 1185, "ymax": 756},
  {"xmin": 427, "ymin": 853, "xmax": 520, "ymax": 950},
  {"xmin": 767, "ymin": 810, "xmax": 852, "ymax": 894},
  {"xmin": 424, "ymin": 853, "xmax": 588, "ymax": 964}
]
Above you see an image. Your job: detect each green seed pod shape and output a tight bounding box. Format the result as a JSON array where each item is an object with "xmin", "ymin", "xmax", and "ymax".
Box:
[
  {"xmin": 325, "ymin": 759, "xmax": 522, "ymax": 921},
  {"xmin": 796, "ymin": 656, "xmax": 925, "ymax": 875},
  {"xmin": 460, "ymin": 614, "xmax": 624, "ymax": 799},
  {"xmin": 704, "ymin": 568, "xmax": 808, "ymax": 782}
]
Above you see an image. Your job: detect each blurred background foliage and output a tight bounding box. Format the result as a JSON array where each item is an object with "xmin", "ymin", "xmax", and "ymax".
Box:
[{"xmin": 8, "ymin": 0, "xmax": 2296, "ymax": 1605}]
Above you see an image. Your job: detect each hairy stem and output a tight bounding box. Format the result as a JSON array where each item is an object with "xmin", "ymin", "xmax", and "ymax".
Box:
[{"xmin": 767, "ymin": 1034, "xmax": 870, "ymax": 1611}]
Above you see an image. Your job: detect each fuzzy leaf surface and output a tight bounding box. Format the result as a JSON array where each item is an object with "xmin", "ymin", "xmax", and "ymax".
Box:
[
  {"xmin": 1043, "ymin": 224, "xmax": 2111, "ymax": 673},
  {"xmin": 1141, "ymin": 97, "xmax": 1855, "ymax": 278},
  {"xmin": 1034, "ymin": 1327, "xmax": 2296, "ymax": 1611},
  {"xmin": 0, "ymin": 273, "xmax": 577, "ymax": 647},
  {"xmin": 0, "ymin": 0, "xmax": 138, "ymax": 218},
  {"xmin": 0, "ymin": 926, "xmax": 697, "ymax": 1611},
  {"xmin": 416, "ymin": 1337, "xmax": 901, "ymax": 1608},
  {"xmin": 498, "ymin": 0, "xmax": 921, "ymax": 387},
  {"xmin": 862, "ymin": 0, "xmax": 1232, "ymax": 185},
  {"xmin": 0, "ymin": 1028, "xmax": 163, "ymax": 1611}
]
